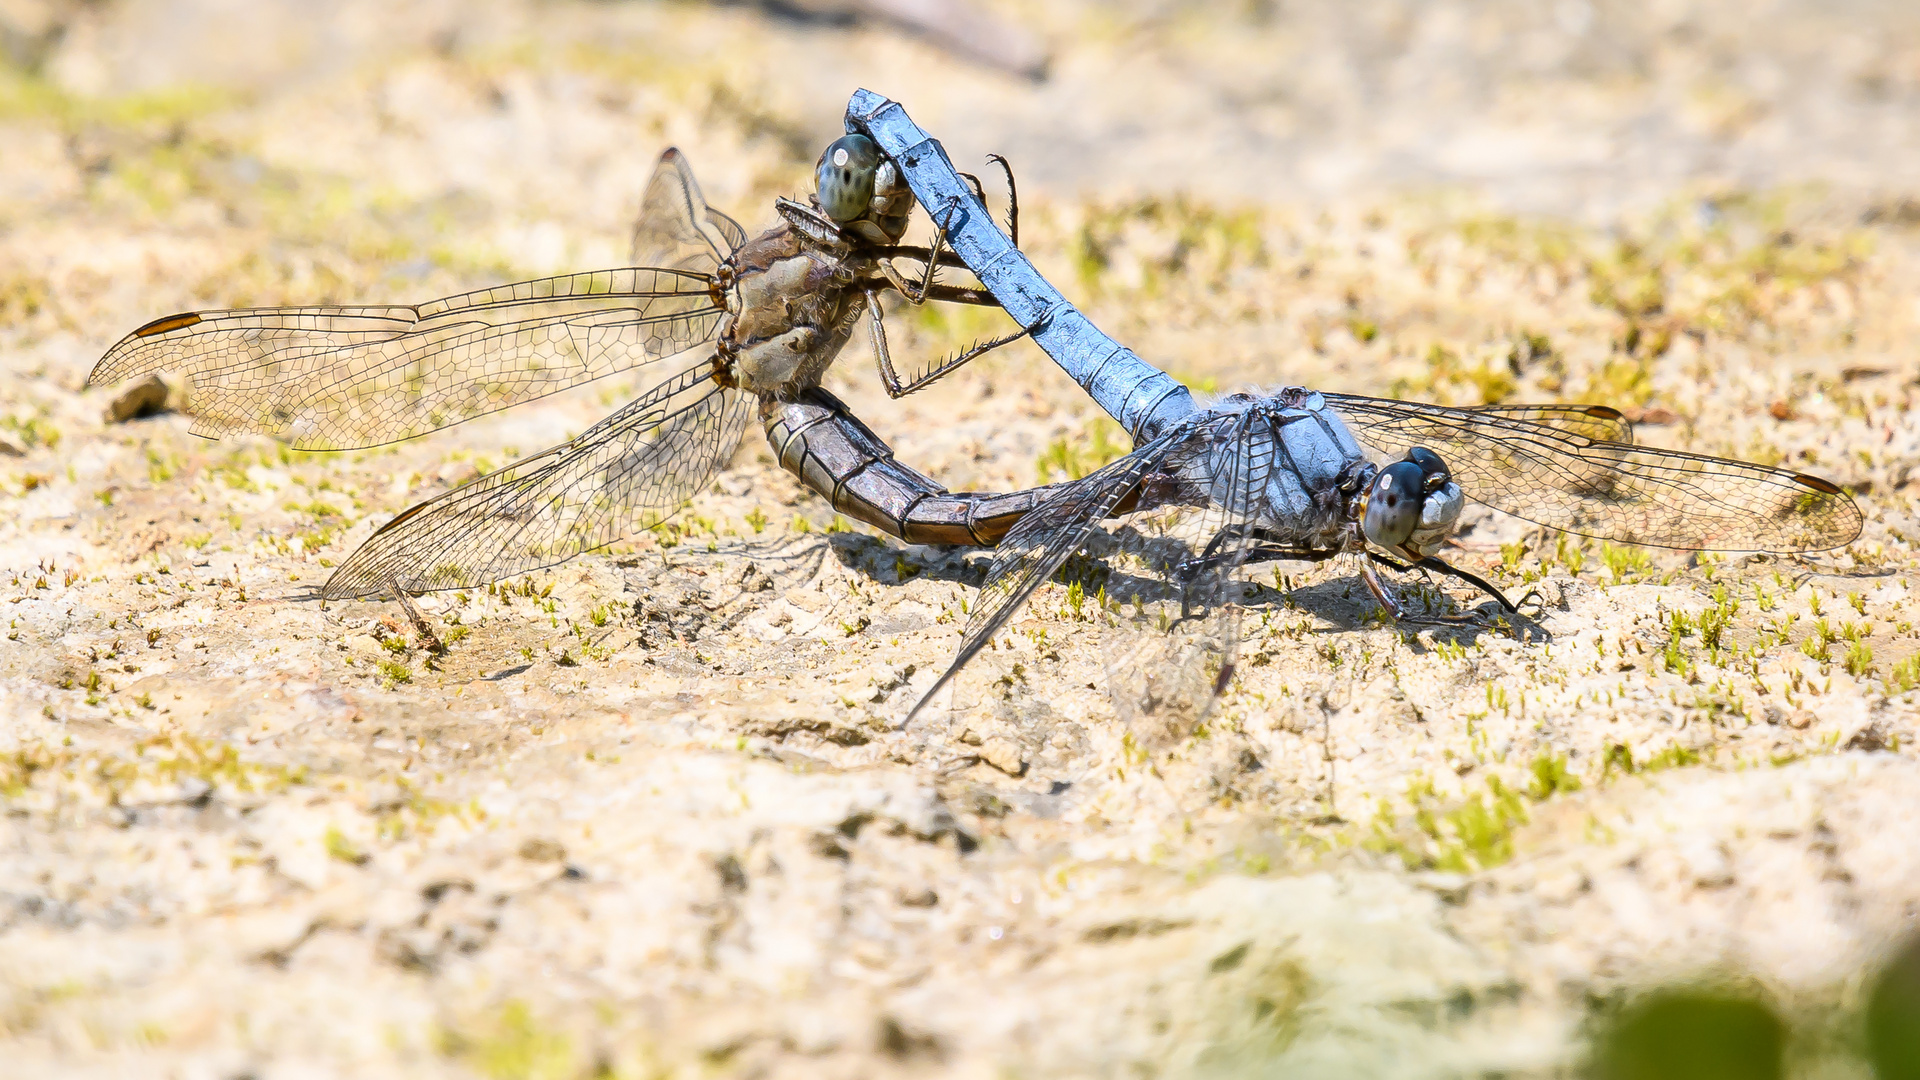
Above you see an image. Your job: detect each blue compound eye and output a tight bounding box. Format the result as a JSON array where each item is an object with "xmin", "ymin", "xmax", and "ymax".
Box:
[
  {"xmin": 815, "ymin": 134, "xmax": 882, "ymax": 223},
  {"xmin": 1362, "ymin": 460, "xmax": 1426, "ymax": 548}
]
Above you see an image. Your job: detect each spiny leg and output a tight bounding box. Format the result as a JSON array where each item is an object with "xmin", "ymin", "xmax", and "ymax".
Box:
[
  {"xmin": 957, "ymin": 162, "xmax": 1019, "ymax": 248},
  {"xmin": 1171, "ymin": 523, "xmax": 1277, "ymax": 621},
  {"xmin": 875, "ymin": 160, "xmax": 1016, "ymax": 304},
  {"xmin": 1364, "ymin": 551, "xmax": 1518, "ymax": 625},
  {"xmin": 865, "ymin": 286, "xmax": 1030, "ymax": 399},
  {"xmin": 1182, "ymin": 524, "xmax": 1345, "ymax": 576},
  {"xmin": 872, "ymin": 155, "xmax": 1019, "ymax": 280},
  {"xmin": 1358, "ymin": 558, "xmax": 1409, "ymax": 622},
  {"xmin": 874, "ymin": 200, "xmax": 961, "ymax": 303},
  {"xmin": 865, "ymin": 153, "xmax": 1029, "ymax": 396},
  {"xmin": 872, "ymin": 243, "xmax": 972, "ymax": 273},
  {"xmin": 985, "ymin": 154, "xmax": 1019, "ymax": 247}
]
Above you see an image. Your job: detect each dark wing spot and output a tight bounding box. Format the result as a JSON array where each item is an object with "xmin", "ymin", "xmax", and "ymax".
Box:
[
  {"xmin": 370, "ymin": 500, "xmax": 435, "ymax": 537},
  {"xmin": 1584, "ymin": 405, "xmax": 1626, "ymax": 420},
  {"xmin": 1792, "ymin": 473, "xmax": 1843, "ymax": 495},
  {"xmin": 134, "ymin": 312, "xmax": 202, "ymax": 337}
]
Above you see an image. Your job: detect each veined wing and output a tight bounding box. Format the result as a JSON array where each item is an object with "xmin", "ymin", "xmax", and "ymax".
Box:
[
  {"xmin": 1462, "ymin": 403, "xmax": 1633, "ymax": 444},
  {"xmin": 90, "ymin": 268, "xmax": 722, "ymax": 450},
  {"xmin": 907, "ymin": 440, "xmax": 1171, "ymax": 722},
  {"xmin": 323, "ymin": 362, "xmax": 752, "ymax": 599},
  {"xmin": 630, "ymin": 148, "xmax": 748, "ymax": 273},
  {"xmin": 1102, "ymin": 409, "xmax": 1271, "ymax": 747},
  {"xmin": 1324, "ymin": 393, "xmax": 1861, "ymax": 552}
]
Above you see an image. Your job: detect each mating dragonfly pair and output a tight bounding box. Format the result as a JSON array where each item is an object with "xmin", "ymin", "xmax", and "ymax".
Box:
[{"xmin": 92, "ymin": 91, "xmax": 1861, "ymax": 733}]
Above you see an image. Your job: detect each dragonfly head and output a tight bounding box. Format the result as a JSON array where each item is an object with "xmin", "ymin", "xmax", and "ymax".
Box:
[
  {"xmin": 815, "ymin": 134, "xmax": 916, "ymax": 244},
  {"xmin": 1361, "ymin": 446, "xmax": 1464, "ymax": 558},
  {"xmin": 816, "ymin": 134, "xmax": 882, "ymax": 223}
]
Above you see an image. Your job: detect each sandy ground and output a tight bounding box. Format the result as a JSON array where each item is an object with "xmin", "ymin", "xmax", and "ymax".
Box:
[{"xmin": 3, "ymin": 0, "xmax": 1920, "ymax": 1076}]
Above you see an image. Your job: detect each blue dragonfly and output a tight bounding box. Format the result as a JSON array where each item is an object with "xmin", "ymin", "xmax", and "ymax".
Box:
[{"xmin": 841, "ymin": 90, "xmax": 1862, "ymax": 733}]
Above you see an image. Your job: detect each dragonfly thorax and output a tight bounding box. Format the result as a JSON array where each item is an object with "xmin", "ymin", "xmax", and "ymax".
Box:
[
  {"xmin": 716, "ymin": 225, "xmax": 866, "ymax": 396},
  {"xmin": 1142, "ymin": 390, "xmax": 1368, "ymax": 553}
]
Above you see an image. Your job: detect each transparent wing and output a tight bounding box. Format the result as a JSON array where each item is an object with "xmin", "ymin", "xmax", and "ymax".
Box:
[
  {"xmin": 909, "ymin": 442, "xmax": 1170, "ymax": 719},
  {"xmin": 629, "ymin": 148, "xmax": 748, "ymax": 273},
  {"xmin": 1464, "ymin": 403, "xmax": 1633, "ymax": 444},
  {"xmin": 1101, "ymin": 410, "xmax": 1269, "ymax": 746},
  {"xmin": 1324, "ymin": 393, "xmax": 1861, "ymax": 552},
  {"xmin": 322, "ymin": 363, "xmax": 752, "ymax": 599},
  {"xmin": 912, "ymin": 411, "xmax": 1267, "ymax": 738},
  {"xmin": 90, "ymin": 269, "xmax": 723, "ymax": 450}
]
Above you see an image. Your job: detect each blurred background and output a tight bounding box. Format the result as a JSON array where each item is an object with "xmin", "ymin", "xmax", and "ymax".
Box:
[
  {"xmin": 10, "ymin": 0, "xmax": 1920, "ymax": 216},
  {"xmin": 6, "ymin": 0, "xmax": 1920, "ymax": 446}
]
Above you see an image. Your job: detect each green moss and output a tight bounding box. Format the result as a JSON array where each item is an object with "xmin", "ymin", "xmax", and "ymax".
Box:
[
  {"xmin": 1602, "ymin": 741, "xmax": 1703, "ymax": 779},
  {"xmin": 1455, "ymin": 214, "xmax": 1582, "ymax": 267},
  {"xmin": 0, "ymin": 414, "xmax": 60, "ymax": 451},
  {"xmin": 1070, "ymin": 194, "xmax": 1266, "ymax": 296},
  {"xmin": 1802, "ymin": 619, "xmax": 1834, "ymax": 664},
  {"xmin": 324, "ymin": 825, "xmax": 368, "ymax": 865},
  {"xmin": 1527, "ymin": 753, "xmax": 1583, "ymax": 800},
  {"xmin": 438, "ymin": 1000, "xmax": 579, "ymax": 1080},
  {"xmin": 1598, "ymin": 544, "xmax": 1652, "ymax": 586},
  {"xmin": 1887, "ymin": 655, "xmax": 1920, "ymax": 695},
  {"xmin": 1455, "ymin": 191, "xmax": 1869, "ymax": 351},
  {"xmin": 1390, "ymin": 343, "xmax": 1516, "ymax": 406},
  {"xmin": 0, "ymin": 73, "xmax": 235, "ymax": 127},
  {"xmin": 1843, "ymin": 640, "xmax": 1874, "ymax": 678},
  {"xmin": 374, "ymin": 775, "xmax": 483, "ymax": 842},
  {"xmin": 1036, "ymin": 416, "xmax": 1127, "ymax": 483},
  {"xmin": 1583, "ymin": 355, "xmax": 1657, "ymax": 406},
  {"xmin": 0, "ymin": 732, "xmax": 308, "ymax": 803},
  {"xmin": 1361, "ymin": 750, "xmax": 1590, "ymax": 872}
]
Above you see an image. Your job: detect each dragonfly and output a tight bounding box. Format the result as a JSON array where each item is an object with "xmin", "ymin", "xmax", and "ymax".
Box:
[
  {"xmin": 841, "ymin": 91, "xmax": 1864, "ymax": 732},
  {"xmin": 90, "ymin": 133, "xmax": 1049, "ymax": 610}
]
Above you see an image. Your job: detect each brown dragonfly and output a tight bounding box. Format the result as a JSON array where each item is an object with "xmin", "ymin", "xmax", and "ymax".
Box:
[{"xmin": 91, "ymin": 135, "xmax": 1047, "ymax": 606}]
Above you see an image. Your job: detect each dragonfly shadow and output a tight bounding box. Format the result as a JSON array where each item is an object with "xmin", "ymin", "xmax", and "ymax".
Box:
[
  {"xmin": 1241, "ymin": 573, "xmax": 1551, "ymax": 648},
  {"xmin": 822, "ymin": 532, "xmax": 995, "ymax": 588},
  {"xmin": 288, "ymin": 584, "xmax": 330, "ymax": 604}
]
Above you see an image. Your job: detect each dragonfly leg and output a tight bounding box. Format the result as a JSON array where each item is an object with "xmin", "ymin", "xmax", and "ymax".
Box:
[
  {"xmin": 1365, "ymin": 551, "xmax": 1517, "ymax": 624},
  {"xmin": 865, "ymin": 287, "xmax": 1030, "ymax": 398},
  {"xmin": 871, "ymin": 153, "xmax": 1019, "ymax": 276},
  {"xmin": 1369, "ymin": 552, "xmax": 1517, "ymax": 614},
  {"xmin": 954, "ymin": 160, "xmax": 1021, "ymax": 250},
  {"xmin": 874, "ymin": 200, "xmax": 964, "ymax": 304},
  {"xmin": 872, "ymin": 243, "xmax": 972, "ymax": 273},
  {"xmin": 1171, "ymin": 522, "xmax": 1287, "ymax": 620},
  {"xmin": 985, "ymin": 154, "xmax": 1019, "ymax": 248},
  {"xmin": 1173, "ymin": 525, "xmax": 1240, "ymax": 619},
  {"xmin": 956, "ymin": 170, "xmax": 987, "ymax": 204},
  {"xmin": 860, "ymin": 276, "xmax": 1001, "ymax": 306},
  {"xmin": 1413, "ymin": 555, "xmax": 1517, "ymax": 614},
  {"xmin": 1358, "ymin": 559, "xmax": 1407, "ymax": 621}
]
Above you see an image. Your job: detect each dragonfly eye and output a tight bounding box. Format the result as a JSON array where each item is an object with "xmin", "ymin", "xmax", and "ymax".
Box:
[
  {"xmin": 815, "ymin": 134, "xmax": 882, "ymax": 223},
  {"xmin": 1362, "ymin": 460, "xmax": 1426, "ymax": 549},
  {"xmin": 1406, "ymin": 446, "xmax": 1449, "ymax": 489}
]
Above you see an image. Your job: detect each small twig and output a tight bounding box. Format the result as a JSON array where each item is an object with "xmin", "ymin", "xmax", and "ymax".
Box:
[{"xmin": 389, "ymin": 578, "xmax": 445, "ymax": 654}]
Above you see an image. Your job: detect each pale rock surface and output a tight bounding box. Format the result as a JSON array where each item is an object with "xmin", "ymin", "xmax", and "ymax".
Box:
[{"xmin": 2, "ymin": 1, "xmax": 1920, "ymax": 1076}]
